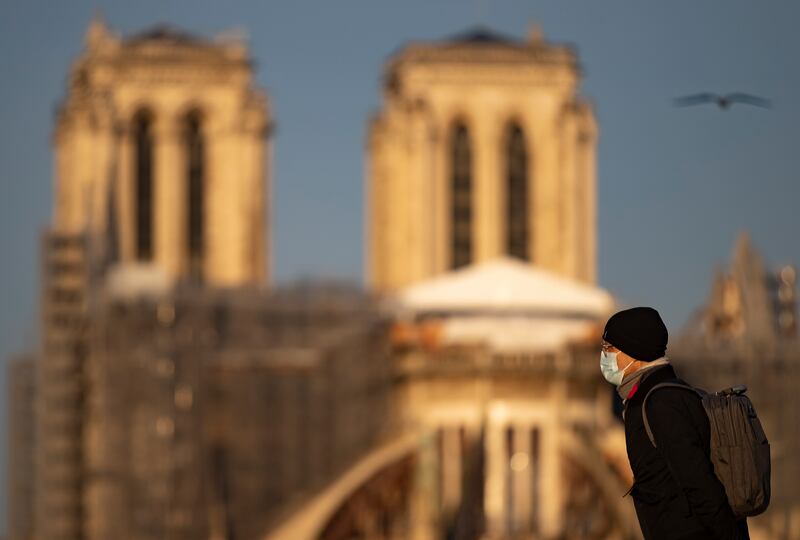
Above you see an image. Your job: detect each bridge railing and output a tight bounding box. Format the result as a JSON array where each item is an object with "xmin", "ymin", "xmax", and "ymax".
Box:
[{"xmin": 394, "ymin": 344, "xmax": 601, "ymax": 379}]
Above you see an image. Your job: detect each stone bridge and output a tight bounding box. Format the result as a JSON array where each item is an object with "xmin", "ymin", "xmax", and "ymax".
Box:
[{"xmin": 263, "ymin": 424, "xmax": 640, "ymax": 540}]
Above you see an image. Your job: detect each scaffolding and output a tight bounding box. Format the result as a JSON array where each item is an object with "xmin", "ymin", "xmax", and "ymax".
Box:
[{"xmin": 80, "ymin": 281, "xmax": 391, "ymax": 540}]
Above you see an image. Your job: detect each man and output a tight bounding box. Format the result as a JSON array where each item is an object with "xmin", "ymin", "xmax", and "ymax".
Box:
[{"xmin": 601, "ymin": 306, "xmax": 749, "ymax": 540}]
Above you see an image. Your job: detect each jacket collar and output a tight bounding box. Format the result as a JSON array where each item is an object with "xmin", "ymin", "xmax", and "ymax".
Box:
[{"xmin": 625, "ymin": 363, "xmax": 676, "ymax": 407}]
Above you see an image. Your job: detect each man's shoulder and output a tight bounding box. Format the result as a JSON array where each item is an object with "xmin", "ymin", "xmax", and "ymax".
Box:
[
  {"xmin": 649, "ymin": 377, "xmax": 697, "ymax": 394},
  {"xmin": 646, "ymin": 379, "xmax": 704, "ymax": 415},
  {"xmin": 634, "ymin": 365, "xmax": 679, "ymax": 398}
]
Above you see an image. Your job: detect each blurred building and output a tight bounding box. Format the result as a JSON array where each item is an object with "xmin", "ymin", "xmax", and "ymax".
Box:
[
  {"xmin": 31, "ymin": 16, "xmax": 273, "ymax": 540},
  {"xmin": 366, "ymin": 26, "xmax": 597, "ymax": 292},
  {"xmin": 9, "ymin": 17, "xmax": 390, "ymax": 540},
  {"xmin": 17, "ymin": 253, "xmax": 391, "ymax": 540},
  {"xmin": 386, "ymin": 258, "xmax": 636, "ymax": 540},
  {"xmin": 6, "ymin": 355, "xmax": 35, "ymax": 540},
  {"xmin": 269, "ymin": 27, "xmax": 638, "ymax": 540},
  {"xmin": 672, "ymin": 233, "xmax": 800, "ymax": 540},
  {"xmin": 266, "ymin": 259, "xmax": 637, "ymax": 540},
  {"xmin": 25, "ymin": 17, "xmax": 273, "ymax": 540},
  {"xmin": 34, "ymin": 231, "xmax": 92, "ymax": 540},
  {"xmin": 54, "ymin": 16, "xmax": 271, "ymax": 286},
  {"xmin": 8, "ymin": 18, "xmax": 647, "ymax": 540},
  {"xmin": 689, "ymin": 233, "xmax": 797, "ymax": 343},
  {"xmin": 81, "ymin": 281, "xmax": 390, "ymax": 540}
]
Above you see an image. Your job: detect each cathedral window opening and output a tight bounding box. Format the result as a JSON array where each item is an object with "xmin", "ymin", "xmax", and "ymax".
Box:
[
  {"xmin": 185, "ymin": 110, "xmax": 205, "ymax": 279},
  {"xmin": 450, "ymin": 123, "xmax": 472, "ymax": 269},
  {"xmin": 133, "ymin": 110, "xmax": 154, "ymax": 261}
]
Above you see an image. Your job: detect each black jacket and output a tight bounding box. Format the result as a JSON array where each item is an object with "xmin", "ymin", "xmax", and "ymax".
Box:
[{"xmin": 623, "ymin": 364, "xmax": 749, "ymax": 540}]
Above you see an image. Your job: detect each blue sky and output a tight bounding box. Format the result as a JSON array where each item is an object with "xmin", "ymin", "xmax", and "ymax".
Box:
[{"xmin": 1, "ymin": 0, "xmax": 799, "ymax": 529}]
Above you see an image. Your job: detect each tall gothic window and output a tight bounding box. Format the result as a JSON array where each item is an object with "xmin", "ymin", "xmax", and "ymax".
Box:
[
  {"xmin": 505, "ymin": 123, "xmax": 529, "ymax": 260},
  {"xmin": 133, "ymin": 110, "xmax": 154, "ymax": 261},
  {"xmin": 185, "ymin": 110, "xmax": 205, "ymax": 279},
  {"xmin": 450, "ymin": 123, "xmax": 472, "ymax": 269}
]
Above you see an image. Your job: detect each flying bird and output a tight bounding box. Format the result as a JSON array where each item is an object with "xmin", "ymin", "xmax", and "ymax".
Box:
[{"xmin": 673, "ymin": 93, "xmax": 772, "ymax": 110}]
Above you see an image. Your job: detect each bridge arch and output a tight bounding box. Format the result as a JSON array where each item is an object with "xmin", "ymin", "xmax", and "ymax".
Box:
[
  {"xmin": 263, "ymin": 427, "xmax": 640, "ymax": 540},
  {"xmin": 263, "ymin": 434, "xmax": 419, "ymax": 540},
  {"xmin": 559, "ymin": 430, "xmax": 642, "ymax": 539}
]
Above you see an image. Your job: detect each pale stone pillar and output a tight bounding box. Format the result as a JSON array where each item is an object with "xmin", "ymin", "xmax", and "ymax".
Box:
[
  {"xmin": 89, "ymin": 126, "xmax": 106, "ymax": 235},
  {"xmin": 512, "ymin": 424, "xmax": 533, "ymax": 533},
  {"xmin": 385, "ymin": 110, "xmax": 408, "ymax": 290},
  {"xmin": 238, "ymin": 127, "xmax": 255, "ymax": 283},
  {"xmin": 526, "ymin": 111, "xmax": 546, "ymax": 269},
  {"xmin": 400, "ymin": 110, "xmax": 415, "ymax": 287},
  {"xmin": 207, "ymin": 117, "xmax": 242, "ymax": 285},
  {"xmin": 433, "ymin": 118, "xmax": 448, "ymax": 275},
  {"xmin": 421, "ymin": 109, "xmax": 439, "ymax": 281},
  {"xmin": 524, "ymin": 116, "xmax": 537, "ymax": 266},
  {"xmin": 154, "ymin": 117, "xmax": 183, "ymax": 279},
  {"xmin": 380, "ymin": 120, "xmax": 395, "ymax": 290},
  {"xmin": 484, "ymin": 419, "xmax": 507, "ymax": 537},
  {"xmin": 578, "ymin": 105, "xmax": 598, "ymax": 283},
  {"xmin": 117, "ymin": 127, "xmax": 135, "ymax": 261},
  {"xmin": 408, "ymin": 105, "xmax": 429, "ymax": 283},
  {"xmin": 441, "ymin": 426, "xmax": 462, "ymax": 513},
  {"xmin": 559, "ymin": 108, "xmax": 579, "ymax": 279},
  {"xmin": 532, "ymin": 112, "xmax": 562, "ymax": 275},
  {"xmin": 539, "ymin": 420, "xmax": 562, "ymax": 538},
  {"xmin": 264, "ymin": 112, "xmax": 273, "ymax": 286},
  {"xmin": 230, "ymin": 125, "xmax": 257, "ymax": 285},
  {"xmin": 487, "ymin": 118, "xmax": 502, "ymax": 261},
  {"xmin": 249, "ymin": 127, "xmax": 268, "ymax": 286},
  {"xmin": 379, "ymin": 117, "xmax": 395, "ymax": 290},
  {"xmin": 56, "ymin": 117, "xmax": 93, "ymax": 233},
  {"xmin": 410, "ymin": 431, "xmax": 439, "ymax": 540},
  {"xmin": 364, "ymin": 118, "xmax": 381, "ymax": 289},
  {"xmin": 475, "ymin": 116, "xmax": 501, "ymax": 262},
  {"xmin": 540, "ymin": 390, "xmax": 565, "ymax": 538}
]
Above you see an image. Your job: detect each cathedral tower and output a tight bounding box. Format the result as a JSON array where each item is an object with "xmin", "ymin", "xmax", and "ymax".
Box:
[
  {"xmin": 53, "ymin": 17, "xmax": 271, "ymax": 286},
  {"xmin": 31, "ymin": 19, "xmax": 272, "ymax": 540},
  {"xmin": 365, "ymin": 26, "xmax": 597, "ymax": 291}
]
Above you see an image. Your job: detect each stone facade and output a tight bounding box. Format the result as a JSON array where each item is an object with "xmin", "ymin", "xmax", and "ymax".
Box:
[
  {"xmin": 8, "ymin": 19, "xmax": 637, "ymax": 540},
  {"xmin": 34, "ymin": 232, "xmax": 91, "ymax": 540},
  {"xmin": 53, "ymin": 17, "xmax": 271, "ymax": 287},
  {"xmin": 382, "ymin": 259, "xmax": 634, "ymax": 539},
  {"xmin": 390, "ymin": 343, "xmax": 636, "ymax": 540},
  {"xmin": 365, "ymin": 26, "xmax": 597, "ymax": 292},
  {"xmin": 672, "ymin": 234, "xmax": 800, "ymax": 540},
  {"xmin": 14, "ymin": 18, "xmax": 276, "ymax": 540},
  {"xmin": 6, "ymin": 355, "xmax": 36, "ymax": 540}
]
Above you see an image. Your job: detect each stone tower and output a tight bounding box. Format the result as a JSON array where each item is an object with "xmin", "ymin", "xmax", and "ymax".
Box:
[
  {"xmin": 31, "ymin": 18, "xmax": 272, "ymax": 540},
  {"xmin": 53, "ymin": 16, "xmax": 271, "ymax": 286},
  {"xmin": 365, "ymin": 25, "xmax": 597, "ymax": 292}
]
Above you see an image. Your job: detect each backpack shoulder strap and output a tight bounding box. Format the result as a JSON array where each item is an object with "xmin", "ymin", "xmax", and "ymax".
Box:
[{"xmin": 642, "ymin": 382, "xmax": 704, "ymax": 448}]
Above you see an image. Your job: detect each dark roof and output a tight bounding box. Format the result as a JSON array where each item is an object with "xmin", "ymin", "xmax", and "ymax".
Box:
[
  {"xmin": 126, "ymin": 24, "xmax": 206, "ymax": 45},
  {"xmin": 443, "ymin": 26, "xmax": 521, "ymax": 46}
]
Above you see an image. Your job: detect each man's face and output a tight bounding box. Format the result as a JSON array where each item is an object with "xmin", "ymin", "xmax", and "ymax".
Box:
[{"xmin": 601, "ymin": 340, "xmax": 632, "ymax": 370}]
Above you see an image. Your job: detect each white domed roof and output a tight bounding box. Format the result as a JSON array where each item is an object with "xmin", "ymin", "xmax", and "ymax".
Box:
[{"xmin": 397, "ymin": 256, "xmax": 613, "ymax": 317}]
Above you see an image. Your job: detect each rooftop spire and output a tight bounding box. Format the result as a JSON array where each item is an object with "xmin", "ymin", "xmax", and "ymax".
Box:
[
  {"xmin": 527, "ymin": 22, "xmax": 543, "ymax": 45},
  {"xmin": 85, "ymin": 12, "xmax": 116, "ymax": 53}
]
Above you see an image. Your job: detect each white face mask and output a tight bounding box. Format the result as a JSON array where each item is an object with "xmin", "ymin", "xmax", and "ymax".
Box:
[{"xmin": 600, "ymin": 350, "xmax": 634, "ymax": 386}]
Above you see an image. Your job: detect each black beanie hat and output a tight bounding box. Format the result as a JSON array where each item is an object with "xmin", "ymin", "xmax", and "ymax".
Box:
[{"xmin": 602, "ymin": 307, "xmax": 668, "ymax": 361}]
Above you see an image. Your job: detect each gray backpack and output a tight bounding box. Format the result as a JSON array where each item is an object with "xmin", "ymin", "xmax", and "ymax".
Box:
[{"xmin": 642, "ymin": 383, "xmax": 771, "ymax": 518}]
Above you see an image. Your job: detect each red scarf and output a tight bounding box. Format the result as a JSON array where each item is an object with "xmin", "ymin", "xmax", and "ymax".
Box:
[{"xmin": 627, "ymin": 380, "xmax": 640, "ymax": 400}]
